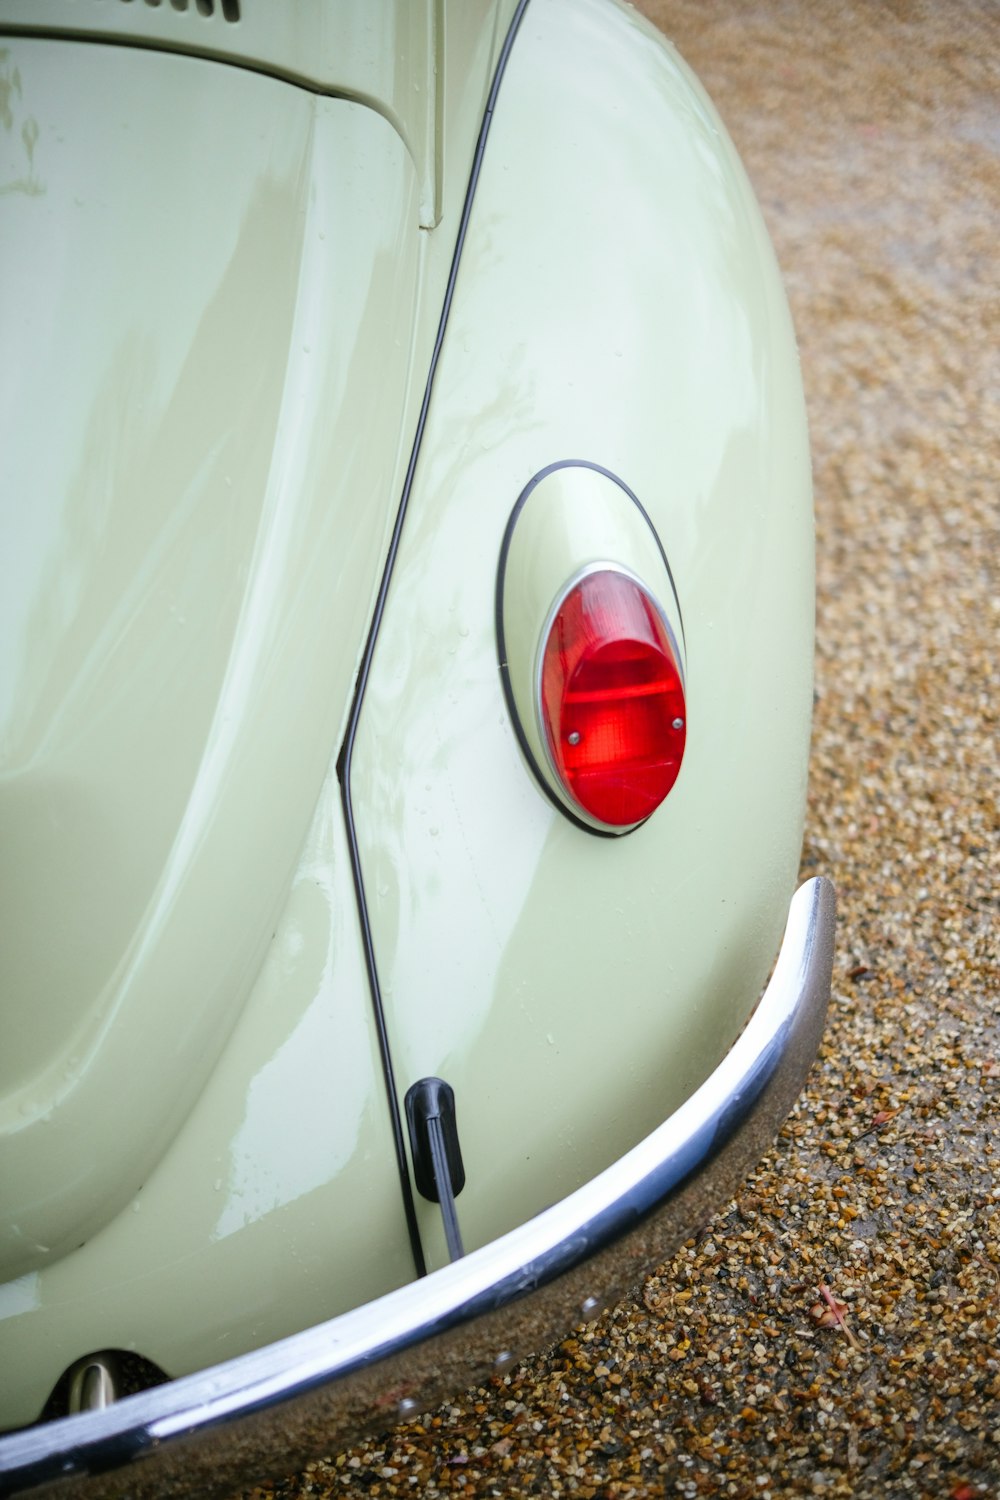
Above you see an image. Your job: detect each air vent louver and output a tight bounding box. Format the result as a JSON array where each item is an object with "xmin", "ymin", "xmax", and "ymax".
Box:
[{"xmin": 120, "ymin": 0, "xmax": 242, "ymax": 21}]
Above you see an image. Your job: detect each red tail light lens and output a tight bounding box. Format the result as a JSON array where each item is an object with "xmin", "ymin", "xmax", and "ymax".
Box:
[{"xmin": 539, "ymin": 570, "xmax": 686, "ymax": 827}]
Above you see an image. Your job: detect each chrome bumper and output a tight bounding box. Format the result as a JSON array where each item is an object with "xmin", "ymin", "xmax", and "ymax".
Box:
[{"xmin": 0, "ymin": 877, "xmax": 835, "ymax": 1500}]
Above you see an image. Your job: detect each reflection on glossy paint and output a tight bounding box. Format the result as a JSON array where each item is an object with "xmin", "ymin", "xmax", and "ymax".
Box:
[
  {"xmin": 0, "ymin": 773, "xmax": 421, "ymax": 1425},
  {"xmin": 216, "ymin": 1001, "xmax": 364, "ymax": 1241},
  {"xmin": 214, "ymin": 861, "xmax": 367, "ymax": 1241},
  {"xmin": 0, "ymin": 40, "xmax": 422, "ymax": 1285},
  {"xmin": 1, "ymin": 67, "xmax": 314, "ymax": 1108},
  {"xmin": 0, "ymin": 50, "xmax": 43, "ymax": 197},
  {"xmin": 0, "ymin": 1272, "xmax": 39, "ymax": 1320},
  {"xmin": 359, "ymin": 526, "xmax": 552, "ymax": 1070}
]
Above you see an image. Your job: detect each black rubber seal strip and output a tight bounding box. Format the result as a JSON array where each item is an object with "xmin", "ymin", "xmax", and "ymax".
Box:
[
  {"xmin": 336, "ymin": 0, "xmax": 532, "ymax": 1282},
  {"xmin": 494, "ymin": 459, "xmax": 686, "ymax": 839}
]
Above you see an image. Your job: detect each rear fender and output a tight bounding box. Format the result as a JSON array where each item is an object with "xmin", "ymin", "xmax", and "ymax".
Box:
[{"xmin": 348, "ymin": 0, "xmax": 815, "ymax": 1271}]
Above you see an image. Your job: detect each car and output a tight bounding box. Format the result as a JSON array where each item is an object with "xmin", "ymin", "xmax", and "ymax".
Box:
[{"xmin": 0, "ymin": 0, "xmax": 835, "ymax": 1494}]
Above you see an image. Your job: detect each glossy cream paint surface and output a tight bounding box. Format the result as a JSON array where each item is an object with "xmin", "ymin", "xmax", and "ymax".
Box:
[
  {"xmin": 351, "ymin": 0, "xmax": 815, "ymax": 1272},
  {"xmin": 0, "ymin": 0, "xmax": 442, "ymax": 222},
  {"xmin": 0, "ymin": 4, "xmax": 522, "ymax": 1423},
  {"xmin": 0, "ymin": 771, "xmax": 423, "ymax": 1431},
  {"xmin": 0, "ymin": 42, "xmax": 422, "ymax": 1281}
]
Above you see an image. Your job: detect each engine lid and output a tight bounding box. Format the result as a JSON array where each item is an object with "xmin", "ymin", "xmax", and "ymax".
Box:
[
  {"xmin": 0, "ymin": 0, "xmax": 448, "ymax": 223},
  {"xmin": 0, "ymin": 37, "xmax": 420, "ymax": 1279}
]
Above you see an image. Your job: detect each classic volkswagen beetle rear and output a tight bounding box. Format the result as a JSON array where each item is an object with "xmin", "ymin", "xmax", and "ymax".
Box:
[{"xmin": 0, "ymin": 0, "xmax": 834, "ymax": 1493}]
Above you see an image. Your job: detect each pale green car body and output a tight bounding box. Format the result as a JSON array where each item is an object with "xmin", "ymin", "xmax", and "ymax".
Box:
[{"xmin": 0, "ymin": 0, "xmax": 829, "ymax": 1485}]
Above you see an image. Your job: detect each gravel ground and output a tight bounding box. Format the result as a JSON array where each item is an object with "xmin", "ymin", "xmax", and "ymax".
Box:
[{"xmin": 240, "ymin": 3, "xmax": 998, "ymax": 1497}]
